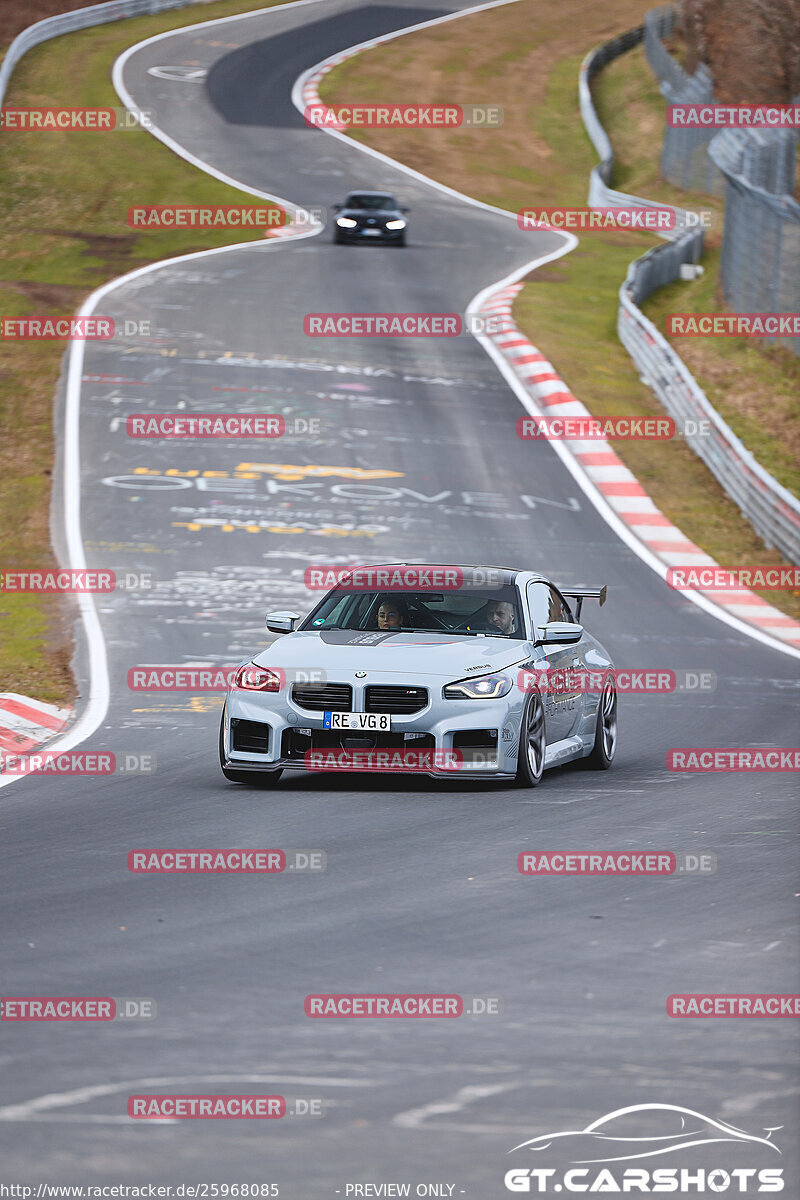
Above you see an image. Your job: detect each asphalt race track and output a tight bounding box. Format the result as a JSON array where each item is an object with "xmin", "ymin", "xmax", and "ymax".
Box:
[{"xmin": 1, "ymin": 0, "xmax": 798, "ymax": 1192}]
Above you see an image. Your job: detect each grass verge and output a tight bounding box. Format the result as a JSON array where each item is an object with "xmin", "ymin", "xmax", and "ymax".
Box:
[
  {"xmin": 596, "ymin": 44, "xmax": 800, "ymax": 497},
  {"xmin": 0, "ymin": 0, "xmax": 288, "ymax": 704}
]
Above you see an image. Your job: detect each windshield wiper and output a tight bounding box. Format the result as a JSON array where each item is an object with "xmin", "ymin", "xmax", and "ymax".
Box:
[
  {"xmin": 456, "ymin": 630, "xmax": 516, "ymax": 638},
  {"xmin": 377, "ymin": 626, "xmax": 445, "ymax": 634},
  {"xmin": 399, "ymin": 627, "xmax": 511, "ymax": 637},
  {"xmin": 310, "ymin": 624, "xmax": 514, "ymax": 636}
]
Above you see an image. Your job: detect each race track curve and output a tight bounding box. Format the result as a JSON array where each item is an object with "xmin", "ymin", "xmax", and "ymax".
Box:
[{"xmin": 1, "ymin": 0, "xmax": 798, "ymax": 1192}]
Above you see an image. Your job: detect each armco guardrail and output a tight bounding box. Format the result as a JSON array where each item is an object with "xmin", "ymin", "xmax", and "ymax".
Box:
[
  {"xmin": 579, "ymin": 23, "xmax": 694, "ymax": 236},
  {"xmin": 709, "ymin": 127, "xmax": 800, "ymax": 357},
  {"xmin": 579, "ymin": 23, "xmax": 699, "ymax": 238},
  {"xmin": 643, "ymin": 5, "xmax": 723, "ymax": 195},
  {"xmin": 579, "ymin": 24, "xmax": 800, "ymax": 564},
  {"xmin": 645, "ymin": 10, "xmax": 798, "ymax": 354},
  {"xmin": 618, "ymin": 286, "xmax": 800, "ymax": 562},
  {"xmin": 4, "ymin": 0, "xmax": 799, "ymax": 562},
  {"xmin": 641, "ymin": 2, "xmax": 683, "ymax": 93},
  {"xmin": 0, "ymin": 0, "xmax": 204, "ymax": 108}
]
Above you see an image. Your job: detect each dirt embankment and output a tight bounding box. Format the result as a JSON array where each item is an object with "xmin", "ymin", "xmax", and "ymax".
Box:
[{"xmin": 678, "ymin": 0, "xmax": 800, "ymax": 102}]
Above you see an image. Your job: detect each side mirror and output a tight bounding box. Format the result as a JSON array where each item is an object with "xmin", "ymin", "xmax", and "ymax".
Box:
[
  {"xmin": 332, "ymin": 203, "xmax": 342, "ymax": 211},
  {"xmin": 266, "ymin": 610, "xmax": 300, "ymax": 635},
  {"xmin": 538, "ymin": 621, "xmax": 583, "ymax": 645},
  {"xmin": 400, "ymin": 206, "xmax": 410, "ymax": 213}
]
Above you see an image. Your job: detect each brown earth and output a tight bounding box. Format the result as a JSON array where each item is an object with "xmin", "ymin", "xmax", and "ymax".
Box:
[{"xmin": 678, "ymin": 0, "xmax": 800, "ymax": 102}]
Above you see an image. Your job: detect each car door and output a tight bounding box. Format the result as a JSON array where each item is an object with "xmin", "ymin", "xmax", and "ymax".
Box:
[{"xmin": 525, "ymin": 581, "xmax": 583, "ymax": 742}]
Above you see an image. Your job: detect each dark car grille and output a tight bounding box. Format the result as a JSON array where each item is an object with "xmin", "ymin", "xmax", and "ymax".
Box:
[
  {"xmin": 365, "ymin": 685, "xmax": 428, "ymax": 715},
  {"xmin": 282, "ymin": 729, "xmax": 435, "ymax": 759},
  {"xmin": 291, "ymin": 682, "xmax": 352, "ymax": 712},
  {"xmin": 452, "ymin": 729, "xmax": 498, "ymax": 766}
]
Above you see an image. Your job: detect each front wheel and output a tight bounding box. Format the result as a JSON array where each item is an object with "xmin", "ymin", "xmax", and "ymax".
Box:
[
  {"xmin": 515, "ymin": 691, "xmax": 546, "ymax": 787},
  {"xmin": 219, "ymin": 709, "xmax": 283, "ymax": 786},
  {"xmin": 585, "ymin": 675, "xmax": 617, "ymax": 769}
]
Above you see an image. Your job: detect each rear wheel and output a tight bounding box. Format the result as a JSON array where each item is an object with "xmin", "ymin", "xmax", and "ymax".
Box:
[
  {"xmin": 585, "ymin": 675, "xmax": 617, "ymax": 769},
  {"xmin": 219, "ymin": 708, "xmax": 283, "ymax": 786},
  {"xmin": 515, "ymin": 691, "xmax": 546, "ymax": 787}
]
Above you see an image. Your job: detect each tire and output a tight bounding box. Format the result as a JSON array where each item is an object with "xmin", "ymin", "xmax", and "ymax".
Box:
[
  {"xmin": 515, "ymin": 690, "xmax": 546, "ymax": 787},
  {"xmin": 218, "ymin": 708, "xmax": 283, "ymax": 786},
  {"xmin": 396, "ymin": 235, "xmax": 406, "ymax": 247},
  {"xmin": 585, "ymin": 674, "xmax": 617, "ymax": 770}
]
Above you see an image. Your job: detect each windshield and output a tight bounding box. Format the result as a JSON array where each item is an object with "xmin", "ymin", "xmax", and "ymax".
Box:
[
  {"xmin": 345, "ymin": 194, "xmax": 396, "ymax": 210},
  {"xmin": 302, "ymin": 587, "xmax": 525, "ymax": 639}
]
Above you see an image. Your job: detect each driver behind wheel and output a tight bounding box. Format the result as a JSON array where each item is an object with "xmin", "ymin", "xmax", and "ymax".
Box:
[{"xmin": 465, "ymin": 599, "xmax": 516, "ymax": 635}]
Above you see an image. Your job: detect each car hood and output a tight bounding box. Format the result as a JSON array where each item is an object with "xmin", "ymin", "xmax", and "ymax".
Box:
[{"xmin": 254, "ymin": 630, "xmax": 530, "ymax": 679}]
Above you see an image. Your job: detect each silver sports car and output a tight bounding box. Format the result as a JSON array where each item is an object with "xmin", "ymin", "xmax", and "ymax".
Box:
[{"xmin": 219, "ymin": 565, "xmax": 617, "ymax": 787}]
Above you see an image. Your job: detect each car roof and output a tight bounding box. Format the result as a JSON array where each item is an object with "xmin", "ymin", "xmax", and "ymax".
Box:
[{"xmin": 344, "ymin": 190, "xmax": 396, "ymax": 199}]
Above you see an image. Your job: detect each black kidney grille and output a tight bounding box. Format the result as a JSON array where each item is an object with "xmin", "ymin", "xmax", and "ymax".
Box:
[
  {"xmin": 365, "ymin": 686, "xmax": 428, "ymax": 714},
  {"xmin": 292, "ymin": 682, "xmax": 352, "ymax": 712}
]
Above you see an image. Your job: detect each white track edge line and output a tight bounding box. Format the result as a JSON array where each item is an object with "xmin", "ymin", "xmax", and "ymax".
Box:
[
  {"xmin": 0, "ymin": 0, "xmax": 330, "ymax": 793},
  {"xmin": 112, "ymin": 0, "xmax": 333, "ymax": 214},
  {"xmin": 467, "ymin": 278, "xmax": 800, "ymax": 661},
  {"xmin": 3, "ymin": 0, "xmax": 795, "ymax": 797},
  {"xmin": 290, "ymin": 0, "xmax": 524, "ymax": 219},
  {"xmin": 293, "ymin": 22, "xmax": 800, "ymax": 662}
]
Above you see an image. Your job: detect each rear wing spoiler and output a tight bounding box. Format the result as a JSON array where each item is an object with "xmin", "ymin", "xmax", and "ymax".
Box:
[{"xmin": 560, "ymin": 585, "xmax": 607, "ymax": 621}]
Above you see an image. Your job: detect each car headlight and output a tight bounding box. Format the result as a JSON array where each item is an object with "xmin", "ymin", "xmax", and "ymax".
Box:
[
  {"xmin": 385, "ymin": 219, "xmax": 406, "ymax": 230},
  {"xmin": 233, "ymin": 663, "xmax": 283, "ymax": 692},
  {"xmin": 336, "ymin": 217, "xmax": 358, "ymax": 228},
  {"xmin": 443, "ymin": 673, "xmax": 513, "ymax": 700}
]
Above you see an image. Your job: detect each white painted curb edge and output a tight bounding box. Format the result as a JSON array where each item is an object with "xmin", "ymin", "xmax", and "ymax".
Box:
[
  {"xmin": 298, "ymin": 20, "xmax": 800, "ymax": 662},
  {"xmin": 0, "ymin": 0, "xmax": 330, "ymax": 791}
]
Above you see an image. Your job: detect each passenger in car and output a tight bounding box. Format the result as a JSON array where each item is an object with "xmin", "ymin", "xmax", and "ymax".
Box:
[{"xmin": 376, "ymin": 596, "xmax": 409, "ymax": 631}]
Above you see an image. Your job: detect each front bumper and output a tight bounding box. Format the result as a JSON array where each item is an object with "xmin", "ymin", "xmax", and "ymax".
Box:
[{"xmin": 222, "ymin": 683, "xmax": 523, "ymax": 780}]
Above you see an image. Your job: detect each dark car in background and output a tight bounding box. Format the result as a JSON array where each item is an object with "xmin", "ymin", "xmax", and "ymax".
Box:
[{"xmin": 333, "ymin": 190, "xmax": 409, "ymax": 245}]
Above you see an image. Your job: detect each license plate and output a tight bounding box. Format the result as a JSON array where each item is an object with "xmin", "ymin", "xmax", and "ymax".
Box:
[
  {"xmin": 362, "ymin": 229, "xmax": 382, "ymax": 236},
  {"xmin": 324, "ymin": 711, "xmax": 391, "ymax": 731}
]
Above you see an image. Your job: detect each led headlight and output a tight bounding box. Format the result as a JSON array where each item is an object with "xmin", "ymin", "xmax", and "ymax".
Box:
[
  {"xmin": 385, "ymin": 220, "xmax": 406, "ymax": 230},
  {"xmin": 336, "ymin": 217, "xmax": 358, "ymax": 228},
  {"xmin": 443, "ymin": 673, "xmax": 513, "ymax": 700}
]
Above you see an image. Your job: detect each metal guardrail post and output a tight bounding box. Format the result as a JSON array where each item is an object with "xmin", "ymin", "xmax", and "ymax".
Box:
[
  {"xmin": 579, "ymin": 12, "xmax": 800, "ymax": 562},
  {"xmin": 0, "ymin": 0, "xmax": 204, "ymax": 108}
]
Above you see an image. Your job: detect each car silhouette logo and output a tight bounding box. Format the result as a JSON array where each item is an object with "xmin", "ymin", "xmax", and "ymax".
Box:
[{"xmin": 509, "ymin": 1104, "xmax": 783, "ymax": 1164}]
